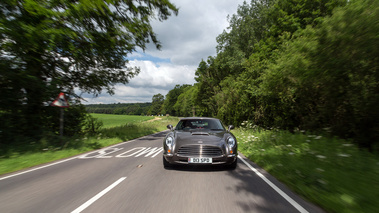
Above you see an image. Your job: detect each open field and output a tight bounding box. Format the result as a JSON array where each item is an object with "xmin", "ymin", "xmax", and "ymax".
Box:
[
  {"xmin": 90, "ymin": 114, "xmax": 154, "ymax": 128},
  {"xmin": 234, "ymin": 122, "xmax": 379, "ymax": 213}
]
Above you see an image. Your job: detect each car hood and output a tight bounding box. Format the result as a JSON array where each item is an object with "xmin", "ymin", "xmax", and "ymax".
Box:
[{"xmin": 174, "ymin": 131, "xmax": 226, "ymax": 146}]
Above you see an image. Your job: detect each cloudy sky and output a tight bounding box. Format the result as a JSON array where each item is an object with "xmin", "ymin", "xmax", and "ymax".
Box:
[{"xmin": 81, "ymin": 0, "xmax": 246, "ymax": 104}]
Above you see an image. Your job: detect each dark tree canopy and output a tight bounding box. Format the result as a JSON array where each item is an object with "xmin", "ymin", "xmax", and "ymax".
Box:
[
  {"xmin": 150, "ymin": 93, "xmax": 164, "ymax": 115},
  {"xmin": 0, "ymin": 0, "xmax": 178, "ymax": 142}
]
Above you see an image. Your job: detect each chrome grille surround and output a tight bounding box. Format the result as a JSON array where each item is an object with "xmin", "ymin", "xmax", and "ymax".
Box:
[{"xmin": 177, "ymin": 145, "xmax": 223, "ymax": 157}]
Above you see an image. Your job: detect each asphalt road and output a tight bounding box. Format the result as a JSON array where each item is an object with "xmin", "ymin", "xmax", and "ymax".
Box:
[{"xmin": 0, "ymin": 131, "xmax": 325, "ymax": 213}]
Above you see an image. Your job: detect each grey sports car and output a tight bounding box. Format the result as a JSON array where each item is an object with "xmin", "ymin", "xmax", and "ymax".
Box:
[{"xmin": 163, "ymin": 117, "xmax": 237, "ymax": 169}]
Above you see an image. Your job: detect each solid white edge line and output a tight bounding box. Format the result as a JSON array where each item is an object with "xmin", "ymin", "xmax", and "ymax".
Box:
[
  {"xmin": 0, "ymin": 156, "xmax": 78, "ymax": 181},
  {"xmin": 238, "ymin": 155, "xmax": 309, "ymax": 213},
  {"xmin": 0, "ymin": 134, "xmax": 148, "ymax": 181},
  {"xmin": 71, "ymin": 177, "xmax": 127, "ymax": 213}
]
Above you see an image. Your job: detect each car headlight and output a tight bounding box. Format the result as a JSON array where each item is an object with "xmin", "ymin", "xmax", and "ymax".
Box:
[
  {"xmin": 165, "ymin": 136, "xmax": 174, "ymax": 147},
  {"xmin": 227, "ymin": 137, "xmax": 236, "ymax": 148}
]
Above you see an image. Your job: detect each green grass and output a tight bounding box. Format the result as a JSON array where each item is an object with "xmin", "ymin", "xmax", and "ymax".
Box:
[
  {"xmin": 90, "ymin": 113, "xmax": 154, "ymax": 128},
  {"xmin": 234, "ymin": 122, "xmax": 379, "ymax": 213},
  {"xmin": 0, "ymin": 115, "xmax": 180, "ymax": 175}
]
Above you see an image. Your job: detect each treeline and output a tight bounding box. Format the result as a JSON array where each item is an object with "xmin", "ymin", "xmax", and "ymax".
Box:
[
  {"xmin": 157, "ymin": 0, "xmax": 379, "ymax": 151},
  {"xmin": 85, "ymin": 103, "xmax": 152, "ymax": 115}
]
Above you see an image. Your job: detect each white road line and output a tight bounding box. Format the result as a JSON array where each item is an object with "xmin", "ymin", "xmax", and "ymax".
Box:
[
  {"xmin": 0, "ymin": 138, "xmax": 141, "ymax": 181},
  {"xmin": 0, "ymin": 156, "xmax": 78, "ymax": 181},
  {"xmin": 71, "ymin": 177, "xmax": 127, "ymax": 213},
  {"xmin": 238, "ymin": 155, "xmax": 309, "ymax": 213}
]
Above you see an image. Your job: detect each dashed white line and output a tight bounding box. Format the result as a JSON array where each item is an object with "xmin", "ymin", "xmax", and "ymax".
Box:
[
  {"xmin": 238, "ymin": 155, "xmax": 309, "ymax": 213},
  {"xmin": 71, "ymin": 177, "xmax": 127, "ymax": 213}
]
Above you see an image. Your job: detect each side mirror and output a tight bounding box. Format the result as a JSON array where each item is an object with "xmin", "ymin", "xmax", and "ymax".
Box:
[
  {"xmin": 228, "ymin": 125, "xmax": 234, "ymax": 132},
  {"xmin": 167, "ymin": 124, "xmax": 173, "ymax": 130}
]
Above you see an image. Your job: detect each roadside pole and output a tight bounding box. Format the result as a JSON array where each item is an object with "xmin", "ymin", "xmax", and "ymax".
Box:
[
  {"xmin": 51, "ymin": 92, "xmax": 70, "ymax": 140},
  {"xmin": 60, "ymin": 108, "xmax": 64, "ymax": 137}
]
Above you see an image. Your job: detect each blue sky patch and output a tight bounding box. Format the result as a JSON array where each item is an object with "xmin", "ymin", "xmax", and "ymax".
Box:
[{"xmin": 128, "ymin": 52, "xmax": 171, "ymax": 65}]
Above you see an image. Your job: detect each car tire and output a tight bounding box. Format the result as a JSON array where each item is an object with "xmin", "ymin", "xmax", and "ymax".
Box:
[
  {"xmin": 163, "ymin": 156, "xmax": 171, "ymax": 168},
  {"xmin": 226, "ymin": 159, "xmax": 237, "ymax": 170}
]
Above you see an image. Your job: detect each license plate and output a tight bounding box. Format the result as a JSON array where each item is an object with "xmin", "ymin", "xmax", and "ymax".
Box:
[{"xmin": 188, "ymin": 157, "xmax": 212, "ymax": 163}]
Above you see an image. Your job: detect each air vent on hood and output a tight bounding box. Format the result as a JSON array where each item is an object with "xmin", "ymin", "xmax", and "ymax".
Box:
[{"xmin": 191, "ymin": 132, "xmax": 209, "ymax": 136}]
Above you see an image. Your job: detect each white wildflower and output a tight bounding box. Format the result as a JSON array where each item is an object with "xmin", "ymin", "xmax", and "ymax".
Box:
[
  {"xmin": 316, "ymin": 168, "xmax": 325, "ymax": 172},
  {"xmin": 316, "ymin": 155, "xmax": 326, "ymax": 159},
  {"xmin": 289, "ymin": 152, "xmax": 295, "ymax": 155},
  {"xmin": 306, "ymin": 140, "xmax": 311, "ymax": 142},
  {"xmin": 315, "ymin": 136, "xmax": 322, "ymax": 140},
  {"xmin": 342, "ymin": 144, "xmax": 353, "ymax": 147},
  {"xmin": 286, "ymin": 144, "xmax": 292, "ymax": 147},
  {"xmin": 337, "ymin": 153, "xmax": 351, "ymax": 157},
  {"xmin": 317, "ymin": 179, "xmax": 327, "ymax": 185}
]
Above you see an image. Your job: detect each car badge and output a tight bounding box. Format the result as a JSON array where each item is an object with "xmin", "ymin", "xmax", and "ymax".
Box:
[{"xmin": 198, "ymin": 140, "xmax": 203, "ymax": 144}]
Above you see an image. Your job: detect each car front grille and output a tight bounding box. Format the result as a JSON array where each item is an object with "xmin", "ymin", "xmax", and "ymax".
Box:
[{"xmin": 177, "ymin": 145, "xmax": 223, "ymax": 157}]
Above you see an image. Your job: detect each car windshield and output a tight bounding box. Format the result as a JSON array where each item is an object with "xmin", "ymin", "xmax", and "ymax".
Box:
[{"xmin": 175, "ymin": 119, "xmax": 225, "ymax": 131}]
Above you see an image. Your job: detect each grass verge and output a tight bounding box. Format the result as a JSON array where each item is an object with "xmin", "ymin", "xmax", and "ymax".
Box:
[
  {"xmin": 234, "ymin": 122, "xmax": 379, "ymax": 213},
  {"xmin": 0, "ymin": 116, "xmax": 179, "ymax": 175}
]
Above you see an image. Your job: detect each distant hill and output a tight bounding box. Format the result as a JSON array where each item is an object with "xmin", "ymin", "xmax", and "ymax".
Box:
[{"xmin": 85, "ymin": 103, "xmax": 152, "ymax": 115}]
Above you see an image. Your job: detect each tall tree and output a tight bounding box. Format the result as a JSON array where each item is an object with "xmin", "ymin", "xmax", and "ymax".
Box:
[
  {"xmin": 173, "ymin": 85, "xmax": 197, "ymax": 117},
  {"xmin": 0, "ymin": 0, "xmax": 178, "ymax": 141},
  {"xmin": 163, "ymin": 84, "xmax": 191, "ymax": 116},
  {"xmin": 150, "ymin": 93, "xmax": 164, "ymax": 115}
]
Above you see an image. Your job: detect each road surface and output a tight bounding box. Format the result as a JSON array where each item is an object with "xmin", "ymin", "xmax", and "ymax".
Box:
[{"xmin": 0, "ymin": 131, "xmax": 325, "ymax": 213}]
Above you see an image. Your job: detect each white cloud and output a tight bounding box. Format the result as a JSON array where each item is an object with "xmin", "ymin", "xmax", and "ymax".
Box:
[
  {"xmin": 82, "ymin": 60, "xmax": 197, "ymax": 104},
  {"xmin": 81, "ymin": 0, "xmax": 245, "ymax": 104},
  {"xmin": 128, "ymin": 60, "xmax": 196, "ymax": 89}
]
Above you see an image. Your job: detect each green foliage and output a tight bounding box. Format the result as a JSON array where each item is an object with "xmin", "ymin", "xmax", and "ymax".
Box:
[
  {"xmin": 179, "ymin": 0, "xmax": 378, "ymax": 150},
  {"xmin": 85, "ymin": 102, "xmax": 152, "ymax": 115},
  {"xmin": 173, "ymin": 86, "xmax": 197, "ymax": 117},
  {"xmin": 259, "ymin": 0, "xmax": 379, "ymax": 149},
  {"xmin": 150, "ymin": 93, "xmax": 164, "ymax": 115},
  {"xmin": 0, "ymin": 103, "xmax": 88, "ymax": 154},
  {"xmin": 163, "ymin": 84, "xmax": 191, "ymax": 116},
  {"xmin": 0, "ymin": 0, "xmax": 178, "ymax": 144},
  {"xmin": 82, "ymin": 114, "xmax": 103, "ymax": 135}
]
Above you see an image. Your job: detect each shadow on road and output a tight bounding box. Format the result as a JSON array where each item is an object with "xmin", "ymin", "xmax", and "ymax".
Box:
[
  {"xmin": 224, "ymin": 157, "xmax": 325, "ymax": 213},
  {"xmin": 164, "ymin": 164, "xmax": 233, "ymax": 172}
]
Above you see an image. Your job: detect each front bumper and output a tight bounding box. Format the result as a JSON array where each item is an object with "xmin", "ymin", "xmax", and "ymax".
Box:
[{"xmin": 163, "ymin": 153, "xmax": 237, "ymax": 165}]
